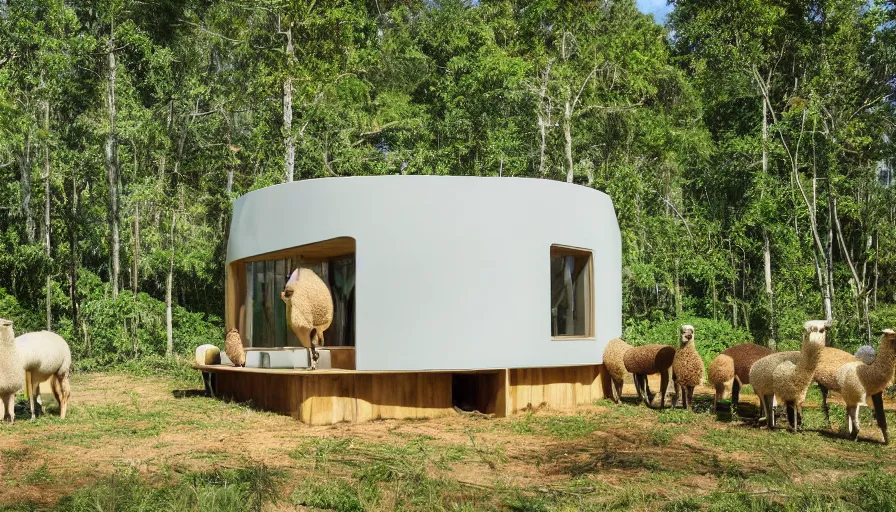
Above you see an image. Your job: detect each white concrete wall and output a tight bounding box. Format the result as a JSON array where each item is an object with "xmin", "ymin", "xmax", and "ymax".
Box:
[{"xmin": 227, "ymin": 176, "xmax": 621, "ymax": 371}]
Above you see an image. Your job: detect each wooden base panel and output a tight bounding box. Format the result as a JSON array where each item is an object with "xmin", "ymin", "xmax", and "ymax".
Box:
[{"xmin": 207, "ymin": 364, "xmax": 607, "ymax": 425}]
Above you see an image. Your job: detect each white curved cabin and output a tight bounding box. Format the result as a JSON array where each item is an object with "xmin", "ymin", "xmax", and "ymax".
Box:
[{"xmin": 197, "ymin": 175, "xmax": 622, "ymax": 424}]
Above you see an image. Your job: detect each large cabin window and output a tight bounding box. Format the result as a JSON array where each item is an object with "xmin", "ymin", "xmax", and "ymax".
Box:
[
  {"xmin": 550, "ymin": 245, "xmax": 594, "ymax": 338},
  {"xmin": 237, "ymin": 237, "xmax": 356, "ymax": 348}
]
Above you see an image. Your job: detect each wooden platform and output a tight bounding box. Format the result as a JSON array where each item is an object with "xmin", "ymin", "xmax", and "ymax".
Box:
[{"xmin": 195, "ymin": 363, "xmax": 611, "ymax": 425}]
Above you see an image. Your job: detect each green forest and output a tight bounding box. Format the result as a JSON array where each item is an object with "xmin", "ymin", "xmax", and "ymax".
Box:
[{"xmin": 1, "ymin": 0, "xmax": 894, "ymax": 367}]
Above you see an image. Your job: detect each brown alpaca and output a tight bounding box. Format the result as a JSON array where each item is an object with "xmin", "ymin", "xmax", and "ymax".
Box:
[{"xmin": 624, "ymin": 344, "xmax": 676, "ymax": 409}]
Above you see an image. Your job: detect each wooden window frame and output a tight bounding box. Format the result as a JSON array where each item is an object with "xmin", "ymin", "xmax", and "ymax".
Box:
[{"xmin": 549, "ymin": 244, "xmax": 595, "ymax": 340}]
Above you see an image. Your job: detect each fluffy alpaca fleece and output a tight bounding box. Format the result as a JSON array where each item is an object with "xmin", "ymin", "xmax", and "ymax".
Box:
[
  {"xmin": 15, "ymin": 330, "xmax": 72, "ymax": 420},
  {"xmin": 0, "ymin": 319, "xmax": 24, "ymax": 423},
  {"xmin": 672, "ymin": 325, "xmax": 704, "ymax": 410},
  {"xmin": 750, "ymin": 323, "xmax": 827, "ymax": 431},
  {"xmin": 623, "ymin": 344, "xmax": 676, "ymax": 408},
  {"xmin": 708, "ymin": 343, "xmax": 774, "ymax": 410},
  {"xmin": 281, "ymin": 267, "xmax": 334, "ymax": 370},
  {"xmin": 195, "ymin": 344, "xmax": 221, "ymax": 366},
  {"xmin": 224, "ymin": 329, "xmax": 246, "ymax": 367},
  {"xmin": 836, "ymin": 329, "xmax": 896, "ymax": 443},
  {"xmin": 603, "ymin": 338, "xmax": 632, "ymax": 404},
  {"xmin": 812, "ymin": 346, "xmax": 859, "ymax": 423}
]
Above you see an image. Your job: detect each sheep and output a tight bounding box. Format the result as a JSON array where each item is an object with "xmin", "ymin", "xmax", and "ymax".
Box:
[
  {"xmin": 195, "ymin": 344, "xmax": 221, "ymax": 397},
  {"xmin": 224, "ymin": 328, "xmax": 246, "ymax": 367},
  {"xmin": 623, "ymin": 343, "xmax": 676, "ymax": 408},
  {"xmin": 672, "ymin": 325, "xmax": 704, "ymax": 411},
  {"xmin": 749, "ymin": 320, "xmax": 827, "ymax": 431},
  {"xmin": 707, "ymin": 342, "xmax": 774, "ymax": 412},
  {"xmin": 15, "ymin": 330, "xmax": 72, "ymax": 420},
  {"xmin": 280, "ymin": 267, "xmax": 334, "ymax": 370},
  {"xmin": 835, "ymin": 329, "xmax": 896, "ymax": 444},
  {"xmin": 603, "ymin": 337, "xmax": 632, "ymax": 404},
  {"xmin": 0, "ymin": 318, "xmax": 24, "ymax": 424}
]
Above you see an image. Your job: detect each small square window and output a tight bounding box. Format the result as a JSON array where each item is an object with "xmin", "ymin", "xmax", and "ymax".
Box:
[{"xmin": 550, "ymin": 245, "xmax": 594, "ymax": 338}]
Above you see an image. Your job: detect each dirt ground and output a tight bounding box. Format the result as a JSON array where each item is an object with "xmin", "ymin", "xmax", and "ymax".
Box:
[{"xmin": 1, "ymin": 371, "xmax": 895, "ymax": 510}]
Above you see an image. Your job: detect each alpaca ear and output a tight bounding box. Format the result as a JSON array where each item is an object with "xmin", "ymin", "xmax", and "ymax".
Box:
[{"xmin": 286, "ymin": 268, "xmax": 299, "ymax": 286}]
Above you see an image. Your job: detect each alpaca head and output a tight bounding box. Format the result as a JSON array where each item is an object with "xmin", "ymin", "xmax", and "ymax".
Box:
[
  {"xmin": 880, "ymin": 329, "xmax": 896, "ymax": 354},
  {"xmin": 0, "ymin": 318, "xmax": 12, "ymax": 342},
  {"xmin": 804, "ymin": 331, "xmax": 827, "ymax": 352},
  {"xmin": 802, "ymin": 319, "xmax": 828, "ymax": 334},
  {"xmin": 281, "ymin": 268, "xmax": 318, "ymax": 347},
  {"xmin": 679, "ymin": 325, "xmax": 695, "ymax": 347}
]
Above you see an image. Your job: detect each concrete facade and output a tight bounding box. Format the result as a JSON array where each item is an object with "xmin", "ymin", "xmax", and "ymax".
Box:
[{"xmin": 226, "ymin": 175, "xmax": 622, "ymax": 371}]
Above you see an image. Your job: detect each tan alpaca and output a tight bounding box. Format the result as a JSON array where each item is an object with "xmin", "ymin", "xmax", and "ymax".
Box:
[
  {"xmin": 603, "ymin": 338, "xmax": 632, "ymax": 404},
  {"xmin": 836, "ymin": 329, "xmax": 896, "ymax": 444},
  {"xmin": 708, "ymin": 342, "xmax": 773, "ymax": 411},
  {"xmin": 672, "ymin": 325, "xmax": 704, "ymax": 411},
  {"xmin": 224, "ymin": 328, "xmax": 246, "ymax": 367},
  {"xmin": 280, "ymin": 267, "xmax": 334, "ymax": 370},
  {"xmin": 0, "ymin": 319, "xmax": 24, "ymax": 423},
  {"xmin": 15, "ymin": 330, "xmax": 72, "ymax": 420},
  {"xmin": 750, "ymin": 320, "xmax": 827, "ymax": 431}
]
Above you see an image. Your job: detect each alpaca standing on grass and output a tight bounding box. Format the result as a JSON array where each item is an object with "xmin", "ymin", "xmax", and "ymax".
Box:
[
  {"xmin": 749, "ymin": 320, "xmax": 827, "ymax": 431},
  {"xmin": 281, "ymin": 267, "xmax": 334, "ymax": 370},
  {"xmin": 623, "ymin": 344, "xmax": 676, "ymax": 409},
  {"xmin": 708, "ymin": 343, "xmax": 774, "ymax": 412},
  {"xmin": 15, "ymin": 330, "xmax": 72, "ymax": 420},
  {"xmin": 813, "ymin": 344, "xmax": 860, "ymax": 425},
  {"xmin": 0, "ymin": 319, "xmax": 24, "ymax": 423},
  {"xmin": 603, "ymin": 338, "xmax": 632, "ymax": 404},
  {"xmin": 672, "ymin": 325, "xmax": 704, "ymax": 411},
  {"xmin": 836, "ymin": 329, "xmax": 896, "ymax": 444}
]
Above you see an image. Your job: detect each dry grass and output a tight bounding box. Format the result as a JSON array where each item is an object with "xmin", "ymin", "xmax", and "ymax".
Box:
[{"xmin": 0, "ymin": 370, "xmax": 895, "ymax": 511}]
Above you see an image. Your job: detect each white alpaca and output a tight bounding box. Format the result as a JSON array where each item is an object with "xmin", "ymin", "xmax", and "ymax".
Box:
[
  {"xmin": 15, "ymin": 330, "xmax": 72, "ymax": 420},
  {"xmin": 0, "ymin": 319, "xmax": 24, "ymax": 423}
]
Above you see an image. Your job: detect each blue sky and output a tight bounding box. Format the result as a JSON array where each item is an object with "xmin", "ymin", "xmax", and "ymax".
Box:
[{"xmin": 636, "ymin": 0, "xmax": 673, "ymax": 24}]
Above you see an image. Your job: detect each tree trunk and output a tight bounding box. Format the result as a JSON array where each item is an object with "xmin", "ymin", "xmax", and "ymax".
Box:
[
  {"xmin": 133, "ymin": 204, "xmax": 139, "ymax": 294},
  {"xmin": 763, "ymin": 230, "xmax": 776, "ymax": 348},
  {"xmin": 0, "ymin": 0, "xmax": 7, "ymax": 20},
  {"xmin": 166, "ymin": 211, "xmax": 177, "ymax": 357},
  {"xmin": 68, "ymin": 166, "xmax": 79, "ymax": 334},
  {"xmin": 831, "ymin": 194, "xmax": 871, "ymax": 342},
  {"xmin": 283, "ymin": 25, "xmax": 295, "ymax": 182},
  {"xmin": 563, "ymin": 93, "xmax": 573, "ymax": 184},
  {"xmin": 105, "ymin": 40, "xmax": 121, "ymax": 298},
  {"xmin": 873, "ymin": 232, "xmax": 879, "ymax": 311},
  {"xmin": 19, "ymin": 135, "xmax": 35, "ymax": 244},
  {"xmin": 536, "ymin": 62, "xmax": 551, "ymax": 177},
  {"xmin": 43, "ymin": 99, "xmax": 52, "ymax": 330}
]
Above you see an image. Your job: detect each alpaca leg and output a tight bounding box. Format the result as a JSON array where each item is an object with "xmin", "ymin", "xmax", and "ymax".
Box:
[
  {"xmin": 633, "ymin": 374, "xmax": 645, "ymax": 404},
  {"xmin": 764, "ymin": 395, "xmax": 776, "ymax": 429},
  {"xmin": 3, "ymin": 393, "xmax": 14, "ymax": 423},
  {"xmin": 612, "ymin": 378, "xmax": 622, "ymax": 404},
  {"xmin": 713, "ymin": 384, "xmax": 721, "ymax": 412},
  {"xmin": 847, "ymin": 406, "xmax": 859, "ymax": 440},
  {"xmin": 29, "ymin": 376, "xmax": 43, "ymax": 419},
  {"xmin": 872, "ymin": 393, "xmax": 888, "ymax": 445},
  {"xmin": 796, "ymin": 405, "xmax": 804, "ymax": 431},
  {"xmin": 659, "ymin": 370, "xmax": 670, "ymax": 409},
  {"xmin": 785, "ymin": 401, "xmax": 797, "ymax": 432},
  {"xmin": 58, "ymin": 374, "xmax": 70, "ymax": 420},
  {"xmin": 819, "ymin": 384, "xmax": 830, "ymax": 426},
  {"xmin": 308, "ymin": 328, "xmax": 321, "ymax": 371},
  {"xmin": 51, "ymin": 376, "xmax": 63, "ymax": 412},
  {"xmin": 731, "ymin": 380, "xmax": 741, "ymax": 410},
  {"xmin": 686, "ymin": 386, "xmax": 695, "ymax": 411}
]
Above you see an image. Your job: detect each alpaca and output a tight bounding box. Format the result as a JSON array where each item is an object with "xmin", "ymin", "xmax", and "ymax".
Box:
[
  {"xmin": 281, "ymin": 267, "xmax": 334, "ymax": 370},
  {"xmin": 813, "ymin": 345, "xmax": 860, "ymax": 424},
  {"xmin": 0, "ymin": 319, "xmax": 24, "ymax": 423},
  {"xmin": 224, "ymin": 328, "xmax": 246, "ymax": 367},
  {"xmin": 672, "ymin": 325, "xmax": 704, "ymax": 411},
  {"xmin": 603, "ymin": 338, "xmax": 632, "ymax": 404},
  {"xmin": 835, "ymin": 329, "xmax": 896, "ymax": 444},
  {"xmin": 707, "ymin": 343, "xmax": 774, "ymax": 411},
  {"xmin": 749, "ymin": 320, "xmax": 827, "ymax": 431},
  {"xmin": 623, "ymin": 344, "xmax": 676, "ymax": 408},
  {"xmin": 15, "ymin": 330, "xmax": 72, "ymax": 420}
]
